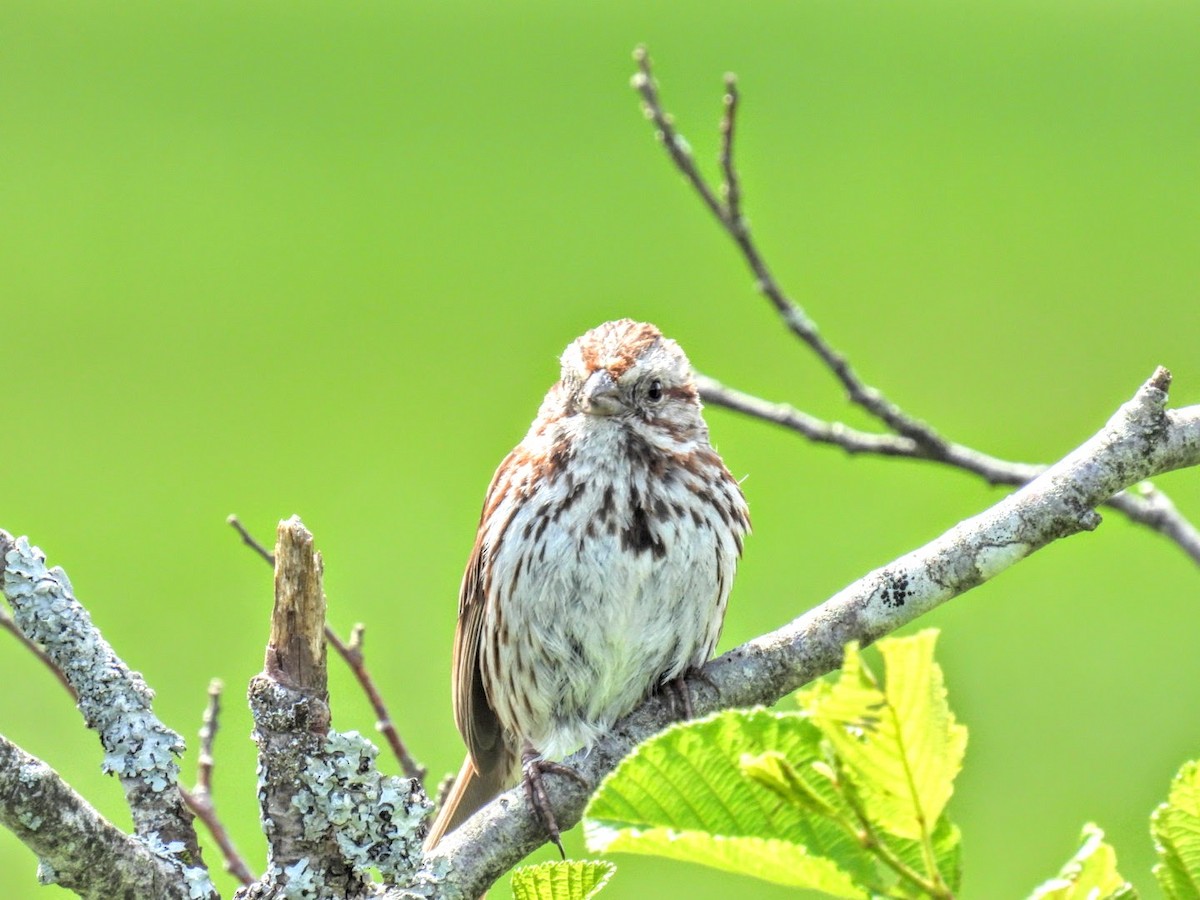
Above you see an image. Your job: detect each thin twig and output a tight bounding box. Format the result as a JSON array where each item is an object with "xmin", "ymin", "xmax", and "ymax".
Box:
[
  {"xmin": 0, "ymin": 605, "xmax": 78, "ymax": 700},
  {"xmin": 326, "ymin": 623, "xmax": 428, "ymax": 783},
  {"xmin": 631, "ymin": 47, "xmax": 726, "ymax": 226},
  {"xmin": 180, "ymin": 680, "xmax": 255, "ymax": 885},
  {"xmin": 632, "ymin": 47, "xmax": 948, "ymax": 451},
  {"xmin": 718, "ymin": 74, "xmax": 742, "ymax": 226},
  {"xmin": 227, "ymin": 514, "xmax": 274, "ymax": 565},
  {"xmin": 227, "ymin": 515, "xmax": 427, "ymax": 783},
  {"xmin": 196, "ymin": 679, "xmax": 220, "ymax": 795},
  {"xmin": 636, "ymin": 48, "xmax": 1200, "ymax": 569}
]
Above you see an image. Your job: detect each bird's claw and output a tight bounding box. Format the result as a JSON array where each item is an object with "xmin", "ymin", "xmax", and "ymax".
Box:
[{"xmin": 521, "ymin": 749, "xmax": 590, "ymax": 857}]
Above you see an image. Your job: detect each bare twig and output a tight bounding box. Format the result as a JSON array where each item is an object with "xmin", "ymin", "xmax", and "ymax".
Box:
[
  {"xmin": 718, "ymin": 74, "xmax": 742, "ymax": 223},
  {"xmin": 632, "ymin": 46, "xmax": 947, "ymax": 451},
  {"xmin": 416, "ymin": 369, "xmax": 1200, "ymax": 899},
  {"xmin": 227, "ymin": 514, "xmax": 274, "ymax": 565},
  {"xmin": 698, "ymin": 374, "xmax": 1200, "ymax": 564},
  {"xmin": 326, "ymin": 623, "xmax": 428, "ymax": 783},
  {"xmin": 180, "ymin": 680, "xmax": 255, "ymax": 885},
  {"xmin": 635, "ymin": 48, "xmax": 1200, "ymax": 568},
  {"xmin": 0, "ymin": 605, "xmax": 78, "ymax": 700},
  {"xmin": 228, "ymin": 514, "xmax": 427, "ymax": 783},
  {"xmin": 197, "ymin": 680, "xmax": 221, "ymax": 795}
]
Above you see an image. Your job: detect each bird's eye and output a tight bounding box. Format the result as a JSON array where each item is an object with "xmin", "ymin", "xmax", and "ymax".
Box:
[{"xmin": 646, "ymin": 378, "xmax": 664, "ymax": 402}]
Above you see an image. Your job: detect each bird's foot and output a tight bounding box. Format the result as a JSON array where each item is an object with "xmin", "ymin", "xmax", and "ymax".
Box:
[
  {"xmin": 663, "ymin": 665, "xmax": 719, "ymax": 721},
  {"xmin": 521, "ymin": 747, "xmax": 590, "ymax": 857}
]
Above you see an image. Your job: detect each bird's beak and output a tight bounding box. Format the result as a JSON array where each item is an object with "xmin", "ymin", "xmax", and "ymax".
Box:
[{"xmin": 581, "ymin": 369, "xmax": 623, "ymax": 416}]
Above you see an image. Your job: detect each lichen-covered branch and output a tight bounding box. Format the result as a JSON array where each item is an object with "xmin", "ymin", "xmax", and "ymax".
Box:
[
  {"xmin": 236, "ymin": 516, "xmax": 429, "ymax": 899},
  {"xmin": 238, "ymin": 516, "xmax": 349, "ymax": 897},
  {"xmin": 0, "ymin": 733, "xmax": 203, "ymax": 900},
  {"xmin": 415, "ymin": 369, "xmax": 1200, "ymax": 899},
  {"xmin": 0, "ymin": 530, "xmax": 213, "ymax": 895},
  {"xmin": 228, "ymin": 514, "xmax": 427, "ymax": 783}
]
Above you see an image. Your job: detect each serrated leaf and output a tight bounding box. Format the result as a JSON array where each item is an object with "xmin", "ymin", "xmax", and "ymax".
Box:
[
  {"xmin": 583, "ymin": 708, "xmax": 871, "ymax": 896},
  {"xmin": 1152, "ymin": 759, "xmax": 1200, "ymax": 900},
  {"xmin": 797, "ymin": 630, "xmax": 967, "ymax": 842},
  {"xmin": 510, "ymin": 860, "xmax": 615, "ymax": 900},
  {"xmin": 1027, "ymin": 823, "xmax": 1137, "ymax": 900}
]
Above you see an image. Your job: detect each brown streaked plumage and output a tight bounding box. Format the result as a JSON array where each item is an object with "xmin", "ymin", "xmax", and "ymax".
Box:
[{"xmin": 426, "ymin": 319, "xmax": 749, "ymax": 851}]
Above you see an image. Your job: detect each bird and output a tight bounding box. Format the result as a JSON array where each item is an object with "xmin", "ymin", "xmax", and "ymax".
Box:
[{"xmin": 425, "ymin": 318, "xmax": 749, "ymax": 851}]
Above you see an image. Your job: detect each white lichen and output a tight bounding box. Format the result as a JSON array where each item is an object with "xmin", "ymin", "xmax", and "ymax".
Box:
[
  {"xmin": 35, "ymin": 859, "xmax": 57, "ymax": 886},
  {"xmin": 292, "ymin": 730, "xmax": 431, "ymax": 883},
  {"xmin": 138, "ymin": 833, "xmax": 217, "ymax": 899},
  {"xmin": 277, "ymin": 859, "xmax": 326, "ymax": 899}
]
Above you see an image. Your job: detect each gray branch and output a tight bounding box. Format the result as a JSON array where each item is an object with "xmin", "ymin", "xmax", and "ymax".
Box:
[
  {"xmin": 697, "ymin": 374, "xmax": 1200, "ymax": 564},
  {"xmin": 414, "ymin": 368, "xmax": 1200, "ymax": 899},
  {"xmin": 236, "ymin": 517, "xmax": 429, "ymax": 900},
  {"xmin": 0, "ymin": 530, "xmax": 214, "ymax": 896},
  {"xmin": 633, "ymin": 47, "xmax": 1200, "ymax": 569},
  {"xmin": 0, "ymin": 733, "xmax": 201, "ymax": 899}
]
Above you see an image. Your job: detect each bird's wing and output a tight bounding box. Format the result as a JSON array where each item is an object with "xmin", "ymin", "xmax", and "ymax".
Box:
[{"xmin": 451, "ymin": 451, "xmax": 517, "ymax": 777}]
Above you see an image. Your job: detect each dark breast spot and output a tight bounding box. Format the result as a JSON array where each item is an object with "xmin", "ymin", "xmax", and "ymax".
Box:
[
  {"xmin": 622, "ymin": 505, "xmax": 667, "ymax": 559},
  {"xmin": 559, "ymin": 480, "xmax": 587, "ymax": 515},
  {"xmin": 599, "ymin": 485, "xmax": 615, "ymax": 523}
]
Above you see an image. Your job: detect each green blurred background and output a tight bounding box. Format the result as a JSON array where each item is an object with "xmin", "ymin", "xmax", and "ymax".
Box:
[{"xmin": 2, "ymin": 1, "xmax": 1198, "ymax": 896}]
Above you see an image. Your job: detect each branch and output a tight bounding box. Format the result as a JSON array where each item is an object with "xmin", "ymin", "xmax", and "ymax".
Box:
[
  {"xmin": 698, "ymin": 374, "xmax": 1200, "ymax": 564},
  {"xmin": 633, "ymin": 48, "xmax": 1200, "ymax": 568},
  {"xmin": 0, "ymin": 531, "xmax": 213, "ymax": 894},
  {"xmin": 325, "ymin": 623, "xmax": 428, "ymax": 783},
  {"xmin": 0, "ymin": 733, "xmax": 202, "ymax": 899},
  {"xmin": 228, "ymin": 514, "xmax": 427, "ymax": 783},
  {"xmin": 238, "ymin": 517, "xmax": 429, "ymax": 899},
  {"xmin": 415, "ymin": 369, "xmax": 1200, "ymax": 899},
  {"xmin": 181, "ymin": 679, "xmax": 256, "ymax": 885},
  {"xmin": 228, "ymin": 514, "xmax": 274, "ymax": 565},
  {"xmin": 632, "ymin": 46, "xmax": 947, "ymax": 450},
  {"xmin": 241, "ymin": 516, "xmax": 349, "ymax": 896}
]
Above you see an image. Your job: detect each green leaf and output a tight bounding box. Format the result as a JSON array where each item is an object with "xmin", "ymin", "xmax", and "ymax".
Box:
[
  {"xmin": 510, "ymin": 860, "xmax": 615, "ymax": 900},
  {"xmin": 583, "ymin": 708, "xmax": 871, "ymax": 896},
  {"xmin": 737, "ymin": 745, "xmax": 963, "ymax": 893},
  {"xmin": 797, "ymin": 629, "xmax": 968, "ymax": 842},
  {"xmin": 1027, "ymin": 823, "xmax": 1137, "ymax": 900},
  {"xmin": 1152, "ymin": 759, "xmax": 1200, "ymax": 900}
]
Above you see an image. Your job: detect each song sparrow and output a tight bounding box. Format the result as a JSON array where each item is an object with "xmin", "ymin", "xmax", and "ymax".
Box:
[{"xmin": 425, "ymin": 319, "xmax": 750, "ymax": 850}]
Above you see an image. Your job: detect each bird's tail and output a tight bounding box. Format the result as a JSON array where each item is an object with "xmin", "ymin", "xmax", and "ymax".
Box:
[{"xmin": 424, "ymin": 754, "xmax": 509, "ymax": 850}]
